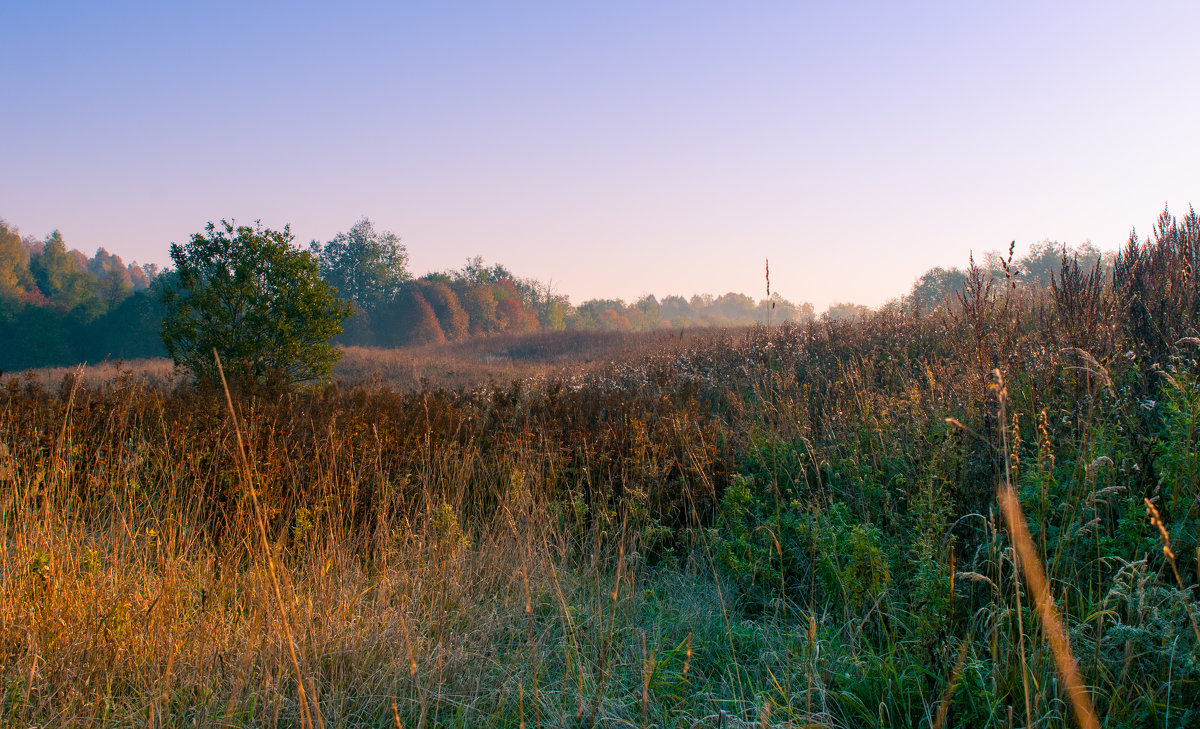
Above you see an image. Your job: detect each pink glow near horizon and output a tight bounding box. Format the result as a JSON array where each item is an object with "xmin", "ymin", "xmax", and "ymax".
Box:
[{"xmin": 3, "ymin": 2, "xmax": 1199, "ymax": 310}]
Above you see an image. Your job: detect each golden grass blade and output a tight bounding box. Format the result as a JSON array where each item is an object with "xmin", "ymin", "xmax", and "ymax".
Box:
[
  {"xmin": 997, "ymin": 484, "xmax": 1099, "ymax": 729},
  {"xmin": 214, "ymin": 350, "xmax": 324, "ymax": 729}
]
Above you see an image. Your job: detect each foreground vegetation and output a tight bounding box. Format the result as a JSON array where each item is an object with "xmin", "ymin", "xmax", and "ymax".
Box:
[{"xmin": 3, "ymin": 208, "xmax": 1200, "ymax": 727}]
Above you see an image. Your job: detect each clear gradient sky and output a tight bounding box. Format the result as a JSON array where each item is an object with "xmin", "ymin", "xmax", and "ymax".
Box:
[{"xmin": 3, "ymin": 2, "xmax": 1199, "ymax": 310}]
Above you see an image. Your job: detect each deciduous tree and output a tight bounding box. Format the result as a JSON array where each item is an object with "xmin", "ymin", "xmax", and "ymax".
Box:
[
  {"xmin": 311, "ymin": 218, "xmax": 409, "ymax": 310},
  {"xmin": 161, "ymin": 220, "xmax": 352, "ymax": 384}
]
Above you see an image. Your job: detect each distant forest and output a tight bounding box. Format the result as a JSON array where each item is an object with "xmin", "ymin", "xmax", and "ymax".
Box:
[{"xmin": 0, "ymin": 215, "xmax": 1104, "ymax": 371}]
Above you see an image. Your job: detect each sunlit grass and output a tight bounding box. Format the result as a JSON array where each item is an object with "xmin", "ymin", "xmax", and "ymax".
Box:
[{"xmin": 4, "ymin": 216, "xmax": 1200, "ymax": 726}]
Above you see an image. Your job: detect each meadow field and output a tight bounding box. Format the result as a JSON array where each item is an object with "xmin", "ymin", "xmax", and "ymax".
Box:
[
  {"xmin": 15, "ymin": 329, "xmax": 726, "ymax": 392},
  {"xmin": 4, "ymin": 224, "xmax": 1200, "ymax": 728}
]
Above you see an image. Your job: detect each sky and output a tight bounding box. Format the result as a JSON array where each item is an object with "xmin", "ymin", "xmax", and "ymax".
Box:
[{"xmin": 3, "ymin": 1, "xmax": 1199, "ymax": 310}]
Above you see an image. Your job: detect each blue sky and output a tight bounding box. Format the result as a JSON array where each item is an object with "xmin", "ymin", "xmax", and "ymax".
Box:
[{"xmin": 3, "ymin": 2, "xmax": 1199, "ymax": 309}]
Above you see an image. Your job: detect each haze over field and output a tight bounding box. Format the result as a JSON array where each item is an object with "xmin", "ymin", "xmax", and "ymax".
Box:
[
  {"xmin": 4, "ymin": 1, "xmax": 1199, "ymax": 310},
  {"xmin": 8, "ymin": 5, "xmax": 1200, "ymax": 726}
]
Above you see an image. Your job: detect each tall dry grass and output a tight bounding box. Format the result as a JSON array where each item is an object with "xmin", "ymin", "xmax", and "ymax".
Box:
[
  {"xmin": 1, "ymin": 350, "xmax": 745, "ymax": 727},
  {"xmin": 4, "ymin": 209, "xmax": 1200, "ymax": 727}
]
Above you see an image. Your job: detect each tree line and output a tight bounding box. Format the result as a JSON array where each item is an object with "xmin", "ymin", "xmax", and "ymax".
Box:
[
  {"xmin": 0, "ymin": 216, "xmax": 821, "ymax": 372},
  {"xmin": 0, "ymin": 219, "xmax": 167, "ymax": 370},
  {"xmin": 0, "ymin": 213, "xmax": 1104, "ymax": 374},
  {"xmin": 310, "ymin": 218, "xmax": 821, "ymax": 346},
  {"xmin": 902, "ymin": 239, "xmax": 1106, "ymax": 313}
]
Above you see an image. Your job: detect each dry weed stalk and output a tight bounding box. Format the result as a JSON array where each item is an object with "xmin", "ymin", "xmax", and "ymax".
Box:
[
  {"xmin": 993, "ymin": 370, "xmax": 1099, "ymax": 729},
  {"xmin": 1143, "ymin": 498, "xmax": 1200, "ymax": 643},
  {"xmin": 8, "ymin": 239, "xmax": 1200, "ymax": 727},
  {"xmin": 214, "ymin": 350, "xmax": 324, "ymax": 729},
  {"xmin": 997, "ymin": 485, "xmax": 1098, "ymax": 729}
]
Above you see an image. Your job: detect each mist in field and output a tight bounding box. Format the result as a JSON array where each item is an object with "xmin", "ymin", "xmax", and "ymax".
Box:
[{"xmin": 5, "ymin": 2, "xmax": 1200, "ymax": 727}]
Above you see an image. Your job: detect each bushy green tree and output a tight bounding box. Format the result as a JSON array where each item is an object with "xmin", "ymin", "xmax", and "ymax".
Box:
[
  {"xmin": 909, "ymin": 266, "xmax": 968, "ymax": 311},
  {"xmin": 710, "ymin": 292, "xmax": 757, "ymax": 325},
  {"xmin": 161, "ymin": 220, "xmax": 352, "ymax": 384},
  {"xmin": 659, "ymin": 295, "xmax": 692, "ymax": 323},
  {"xmin": 87, "ymin": 247, "xmax": 135, "ymax": 306},
  {"xmin": 30, "ymin": 231, "xmax": 97, "ymax": 310},
  {"xmin": 311, "ymin": 218, "xmax": 409, "ymax": 310},
  {"xmin": 635, "ymin": 295, "xmax": 662, "ymax": 329}
]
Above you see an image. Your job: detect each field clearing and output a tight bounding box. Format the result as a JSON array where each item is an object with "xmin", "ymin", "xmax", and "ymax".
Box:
[
  {"xmin": 6, "ymin": 328, "xmax": 727, "ymax": 392},
  {"xmin": 4, "ymin": 223, "xmax": 1200, "ymax": 727}
]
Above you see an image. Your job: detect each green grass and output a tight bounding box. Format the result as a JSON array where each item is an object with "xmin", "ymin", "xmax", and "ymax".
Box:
[{"xmin": 4, "ymin": 216, "xmax": 1200, "ymax": 727}]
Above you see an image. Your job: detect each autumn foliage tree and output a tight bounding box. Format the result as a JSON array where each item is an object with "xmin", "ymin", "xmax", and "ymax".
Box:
[
  {"xmin": 403, "ymin": 290, "xmax": 446, "ymax": 346},
  {"xmin": 599, "ymin": 308, "xmax": 632, "ymax": 331},
  {"xmin": 417, "ymin": 280, "xmax": 470, "ymax": 341},
  {"xmin": 0, "ymin": 220, "xmax": 34, "ymax": 303},
  {"xmin": 454, "ymin": 281, "xmax": 500, "ymax": 335}
]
